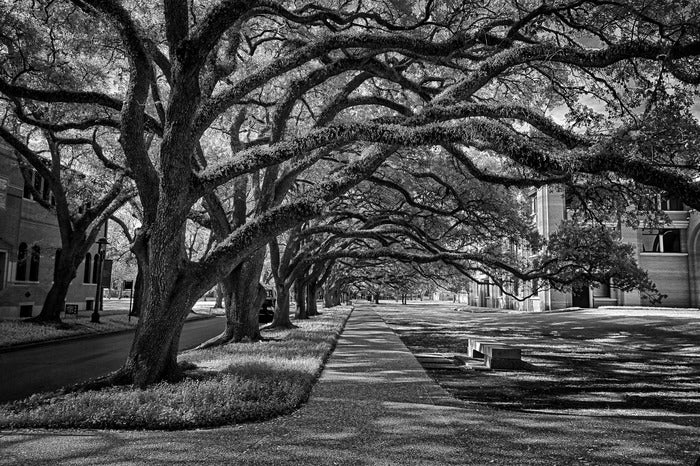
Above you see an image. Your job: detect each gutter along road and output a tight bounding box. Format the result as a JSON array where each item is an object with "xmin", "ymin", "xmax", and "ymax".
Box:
[{"xmin": 0, "ymin": 316, "xmax": 224, "ymax": 402}]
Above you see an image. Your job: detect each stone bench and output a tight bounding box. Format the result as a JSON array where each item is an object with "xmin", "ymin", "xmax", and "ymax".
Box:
[{"xmin": 468, "ymin": 338, "xmax": 522, "ymax": 369}]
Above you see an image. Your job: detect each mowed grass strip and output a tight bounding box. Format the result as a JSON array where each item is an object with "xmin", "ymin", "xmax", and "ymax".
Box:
[
  {"xmin": 0, "ymin": 313, "xmax": 137, "ymax": 347},
  {"xmin": 0, "ymin": 306, "xmax": 352, "ymax": 430}
]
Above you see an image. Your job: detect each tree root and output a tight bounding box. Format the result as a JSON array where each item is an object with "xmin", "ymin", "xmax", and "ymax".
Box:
[
  {"xmin": 260, "ymin": 322, "xmax": 298, "ymax": 331},
  {"xmin": 59, "ymin": 368, "xmax": 134, "ymax": 395},
  {"xmin": 25, "ymin": 315, "xmax": 63, "ymax": 325},
  {"xmin": 192, "ymin": 330, "xmax": 234, "ymax": 350}
]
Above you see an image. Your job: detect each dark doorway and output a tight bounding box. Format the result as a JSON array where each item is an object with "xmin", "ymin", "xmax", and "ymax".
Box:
[{"xmin": 572, "ymin": 287, "xmax": 590, "ymax": 308}]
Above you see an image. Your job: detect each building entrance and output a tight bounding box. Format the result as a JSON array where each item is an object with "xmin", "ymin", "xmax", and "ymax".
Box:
[{"xmin": 572, "ymin": 286, "xmax": 590, "ymax": 308}]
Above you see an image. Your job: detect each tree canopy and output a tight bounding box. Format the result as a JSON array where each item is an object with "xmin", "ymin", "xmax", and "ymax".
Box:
[{"xmin": 1, "ymin": 0, "xmax": 699, "ymax": 385}]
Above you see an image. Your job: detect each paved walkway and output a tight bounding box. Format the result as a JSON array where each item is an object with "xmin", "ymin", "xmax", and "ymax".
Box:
[{"xmin": 1, "ymin": 306, "xmax": 486, "ymax": 465}]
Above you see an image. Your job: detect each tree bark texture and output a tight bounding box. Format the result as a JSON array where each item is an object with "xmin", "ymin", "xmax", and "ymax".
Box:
[
  {"xmin": 33, "ymin": 240, "xmax": 91, "ymax": 322},
  {"xmin": 121, "ymin": 210, "xmax": 194, "ymax": 386},
  {"xmin": 295, "ymin": 281, "xmax": 307, "ymax": 319},
  {"xmin": 306, "ymin": 281, "xmax": 319, "ymax": 316},
  {"xmin": 34, "ymin": 255, "xmax": 78, "ymax": 322},
  {"xmin": 269, "ymin": 283, "xmax": 295, "ymax": 328},
  {"xmin": 229, "ymin": 250, "xmax": 266, "ymax": 342}
]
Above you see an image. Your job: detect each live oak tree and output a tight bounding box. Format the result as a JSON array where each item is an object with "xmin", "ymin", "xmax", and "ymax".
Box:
[
  {"xmin": 2, "ymin": 0, "xmax": 700, "ymax": 386},
  {"xmin": 268, "ymin": 226, "xmax": 304, "ymax": 328}
]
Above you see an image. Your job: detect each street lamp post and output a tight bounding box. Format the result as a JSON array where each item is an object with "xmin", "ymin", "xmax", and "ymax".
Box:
[{"xmin": 90, "ymin": 237, "xmax": 108, "ymax": 323}]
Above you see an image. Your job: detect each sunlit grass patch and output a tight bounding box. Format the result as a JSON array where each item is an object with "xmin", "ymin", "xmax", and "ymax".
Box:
[
  {"xmin": 0, "ymin": 306, "xmax": 352, "ymax": 430},
  {"xmin": 0, "ymin": 314, "xmax": 137, "ymax": 347}
]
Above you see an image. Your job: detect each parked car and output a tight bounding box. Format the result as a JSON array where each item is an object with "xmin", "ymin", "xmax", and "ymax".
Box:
[{"xmin": 259, "ymin": 286, "xmax": 276, "ymax": 324}]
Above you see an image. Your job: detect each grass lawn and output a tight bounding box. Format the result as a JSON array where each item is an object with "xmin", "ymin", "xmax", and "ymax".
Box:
[
  {"xmin": 0, "ymin": 311, "xmax": 137, "ymax": 347},
  {"xmin": 0, "ymin": 306, "xmax": 351, "ymax": 430},
  {"xmin": 377, "ymin": 302, "xmax": 700, "ymax": 464},
  {"xmin": 0, "ymin": 298, "xmax": 221, "ymax": 348}
]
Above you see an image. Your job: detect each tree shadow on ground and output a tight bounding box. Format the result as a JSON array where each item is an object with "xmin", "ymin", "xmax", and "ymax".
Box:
[
  {"xmin": 2, "ymin": 304, "xmax": 699, "ymax": 465},
  {"xmin": 379, "ymin": 303, "xmax": 700, "ymax": 419}
]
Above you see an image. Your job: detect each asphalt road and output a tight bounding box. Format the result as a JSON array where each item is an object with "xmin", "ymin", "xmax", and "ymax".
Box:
[{"xmin": 0, "ymin": 316, "xmax": 225, "ymax": 402}]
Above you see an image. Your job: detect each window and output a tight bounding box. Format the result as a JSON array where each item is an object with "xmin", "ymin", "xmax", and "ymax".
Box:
[
  {"xmin": 29, "ymin": 245, "xmax": 40, "ymax": 281},
  {"xmin": 641, "ymin": 229, "xmax": 682, "ymax": 253},
  {"xmin": 660, "ymin": 195, "xmax": 684, "ymax": 211},
  {"xmin": 15, "ymin": 242, "xmax": 27, "ymax": 281},
  {"xmin": 83, "ymin": 253, "xmax": 92, "ymax": 283},
  {"xmin": 526, "ymin": 194, "xmax": 537, "ymax": 220},
  {"xmin": 22, "ymin": 170, "xmax": 54, "ymax": 204},
  {"xmin": 92, "ymin": 254, "xmax": 100, "ymax": 284},
  {"xmin": 22, "ymin": 177, "xmax": 32, "ymax": 199}
]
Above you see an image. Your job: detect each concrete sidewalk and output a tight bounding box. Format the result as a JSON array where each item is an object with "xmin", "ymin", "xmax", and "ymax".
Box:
[{"xmin": 1, "ymin": 305, "xmax": 486, "ymax": 465}]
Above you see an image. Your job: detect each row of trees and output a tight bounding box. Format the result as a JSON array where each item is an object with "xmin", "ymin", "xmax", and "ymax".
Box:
[{"xmin": 1, "ymin": 0, "xmax": 700, "ymax": 387}]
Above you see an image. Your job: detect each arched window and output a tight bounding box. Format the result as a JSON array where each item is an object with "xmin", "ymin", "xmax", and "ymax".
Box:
[
  {"xmin": 29, "ymin": 245, "xmax": 40, "ymax": 281},
  {"xmin": 92, "ymin": 253, "xmax": 100, "ymax": 284},
  {"xmin": 83, "ymin": 253, "xmax": 92, "ymax": 283},
  {"xmin": 15, "ymin": 243, "xmax": 27, "ymax": 281}
]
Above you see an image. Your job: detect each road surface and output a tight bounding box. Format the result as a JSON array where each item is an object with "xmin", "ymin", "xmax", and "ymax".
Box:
[{"xmin": 0, "ymin": 316, "xmax": 224, "ymax": 402}]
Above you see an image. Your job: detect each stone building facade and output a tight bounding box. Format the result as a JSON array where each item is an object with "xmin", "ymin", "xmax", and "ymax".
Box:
[{"xmin": 464, "ymin": 185, "xmax": 699, "ymax": 310}]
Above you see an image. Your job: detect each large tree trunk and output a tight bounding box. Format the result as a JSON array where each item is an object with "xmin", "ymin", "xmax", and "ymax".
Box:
[
  {"xmin": 323, "ymin": 283, "xmax": 341, "ymax": 308},
  {"xmin": 129, "ymin": 260, "xmax": 146, "ymax": 318},
  {"xmin": 119, "ymin": 216, "xmax": 194, "ymax": 387},
  {"xmin": 323, "ymin": 287, "xmax": 334, "ymax": 308},
  {"xmin": 268, "ymin": 283, "xmax": 295, "ymax": 328},
  {"xmin": 122, "ymin": 280, "xmax": 193, "ymax": 386},
  {"xmin": 306, "ymin": 281, "xmax": 319, "ymax": 316},
  {"xmin": 196, "ymin": 252, "xmax": 266, "ymax": 349},
  {"xmin": 230, "ymin": 251, "xmax": 266, "ymax": 342},
  {"xmin": 32, "ymin": 254, "xmax": 78, "ymax": 323},
  {"xmin": 295, "ymin": 281, "xmax": 308, "ymax": 319}
]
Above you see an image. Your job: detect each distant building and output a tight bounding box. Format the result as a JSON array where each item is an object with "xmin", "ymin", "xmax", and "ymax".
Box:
[
  {"xmin": 464, "ymin": 186, "xmax": 700, "ymax": 311},
  {"xmin": 0, "ymin": 139, "xmax": 104, "ymax": 318}
]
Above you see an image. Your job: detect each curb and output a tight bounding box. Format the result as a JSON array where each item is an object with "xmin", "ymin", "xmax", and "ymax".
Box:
[{"xmin": 0, "ymin": 313, "xmax": 216, "ymax": 354}]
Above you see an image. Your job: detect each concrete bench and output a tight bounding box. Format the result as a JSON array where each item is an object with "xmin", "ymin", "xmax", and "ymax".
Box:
[{"xmin": 468, "ymin": 338, "xmax": 522, "ymax": 369}]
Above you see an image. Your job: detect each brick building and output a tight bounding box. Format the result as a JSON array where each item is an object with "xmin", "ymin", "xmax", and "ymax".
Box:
[
  {"xmin": 0, "ymin": 139, "xmax": 103, "ymax": 318},
  {"xmin": 464, "ymin": 186, "xmax": 700, "ymax": 311}
]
